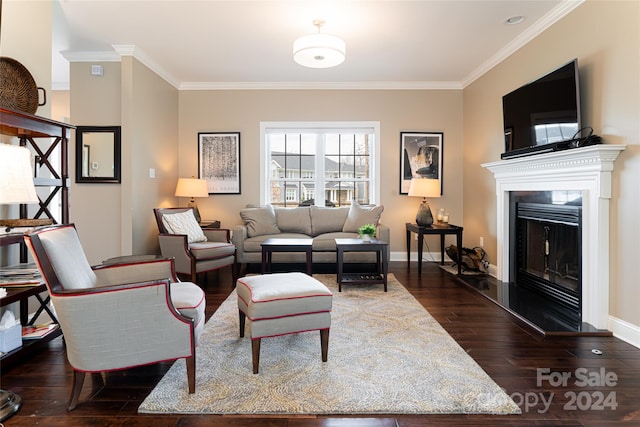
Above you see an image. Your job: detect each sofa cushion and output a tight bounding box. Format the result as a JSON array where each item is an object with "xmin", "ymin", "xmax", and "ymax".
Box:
[
  {"xmin": 342, "ymin": 202, "xmax": 384, "ymax": 233},
  {"xmin": 162, "ymin": 209, "xmax": 207, "ymax": 243},
  {"xmin": 310, "ymin": 206, "xmax": 349, "ymax": 236},
  {"xmin": 240, "ymin": 205, "xmax": 280, "ymax": 237},
  {"xmin": 275, "ymin": 207, "xmax": 312, "ymax": 235}
]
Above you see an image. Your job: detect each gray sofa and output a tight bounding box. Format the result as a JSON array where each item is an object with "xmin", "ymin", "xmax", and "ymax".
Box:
[{"xmin": 232, "ymin": 203, "xmax": 389, "ymax": 268}]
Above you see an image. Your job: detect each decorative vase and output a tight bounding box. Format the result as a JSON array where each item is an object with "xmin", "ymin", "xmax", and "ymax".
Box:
[{"xmin": 361, "ymin": 234, "xmax": 372, "ymax": 242}]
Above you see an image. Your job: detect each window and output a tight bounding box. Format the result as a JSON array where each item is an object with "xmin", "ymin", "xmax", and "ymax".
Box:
[{"xmin": 261, "ymin": 122, "xmax": 380, "ymax": 207}]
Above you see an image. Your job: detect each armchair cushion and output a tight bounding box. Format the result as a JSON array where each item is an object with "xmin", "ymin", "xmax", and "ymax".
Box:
[
  {"xmin": 170, "ymin": 282, "xmax": 207, "ymax": 337},
  {"xmin": 342, "ymin": 201, "xmax": 384, "ymax": 233},
  {"xmin": 189, "ymin": 241, "xmax": 236, "ymax": 260},
  {"xmin": 162, "ymin": 209, "xmax": 207, "ymax": 243}
]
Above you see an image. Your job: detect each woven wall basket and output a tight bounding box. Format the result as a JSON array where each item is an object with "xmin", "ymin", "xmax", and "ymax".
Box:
[{"xmin": 0, "ymin": 57, "xmax": 46, "ymax": 114}]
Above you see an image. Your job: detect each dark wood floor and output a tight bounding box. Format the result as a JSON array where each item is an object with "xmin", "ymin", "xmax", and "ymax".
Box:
[{"xmin": 2, "ymin": 262, "xmax": 639, "ymax": 426}]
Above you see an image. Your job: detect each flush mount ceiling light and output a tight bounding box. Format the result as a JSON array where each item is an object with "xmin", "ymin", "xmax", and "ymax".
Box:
[{"xmin": 293, "ymin": 19, "xmax": 346, "ymax": 68}]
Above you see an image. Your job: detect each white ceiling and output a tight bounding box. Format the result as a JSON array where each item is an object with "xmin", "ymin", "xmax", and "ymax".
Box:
[{"xmin": 51, "ymin": 0, "xmax": 582, "ymax": 90}]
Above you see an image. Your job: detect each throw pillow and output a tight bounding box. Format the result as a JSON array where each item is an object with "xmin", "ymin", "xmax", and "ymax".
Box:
[
  {"xmin": 162, "ymin": 210, "xmax": 207, "ymax": 243},
  {"xmin": 240, "ymin": 205, "xmax": 281, "ymax": 237},
  {"xmin": 310, "ymin": 206, "xmax": 349, "ymax": 236},
  {"xmin": 342, "ymin": 202, "xmax": 384, "ymax": 233},
  {"xmin": 275, "ymin": 207, "xmax": 312, "ymax": 235}
]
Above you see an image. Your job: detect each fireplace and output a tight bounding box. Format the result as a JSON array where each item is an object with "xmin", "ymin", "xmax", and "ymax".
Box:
[
  {"xmin": 512, "ymin": 192, "xmax": 582, "ymax": 327},
  {"xmin": 483, "ymin": 145, "xmax": 625, "ymax": 331}
]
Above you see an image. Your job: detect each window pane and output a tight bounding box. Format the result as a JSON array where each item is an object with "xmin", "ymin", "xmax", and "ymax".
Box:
[
  {"xmin": 340, "ymin": 134, "xmax": 355, "ymax": 155},
  {"xmin": 356, "ymin": 182, "xmax": 370, "ymax": 205},
  {"xmin": 269, "ymin": 181, "xmax": 284, "ymax": 205},
  {"xmin": 340, "ymin": 157, "xmax": 355, "ymax": 179},
  {"xmin": 325, "ymin": 134, "xmax": 340, "ymax": 155},
  {"xmin": 269, "ymin": 134, "xmax": 285, "ymax": 152},
  {"xmin": 299, "ymin": 154, "xmax": 315, "ymax": 179},
  {"xmin": 284, "ymin": 134, "xmax": 301, "ymax": 154},
  {"xmin": 300, "ymin": 134, "xmax": 317, "ymax": 155},
  {"xmin": 325, "ymin": 156, "xmax": 340, "ymax": 178},
  {"xmin": 355, "ymin": 155, "xmax": 369, "ymax": 178},
  {"xmin": 354, "ymin": 135, "xmax": 368, "ymax": 154},
  {"xmin": 325, "ymin": 180, "xmax": 356, "ymax": 206}
]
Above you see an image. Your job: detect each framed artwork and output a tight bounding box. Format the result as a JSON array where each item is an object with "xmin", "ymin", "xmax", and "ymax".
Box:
[
  {"xmin": 198, "ymin": 132, "xmax": 241, "ymax": 194},
  {"xmin": 399, "ymin": 131, "xmax": 443, "ymax": 195}
]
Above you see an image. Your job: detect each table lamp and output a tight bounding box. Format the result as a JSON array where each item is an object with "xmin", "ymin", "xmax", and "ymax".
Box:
[
  {"xmin": 408, "ymin": 178, "xmax": 440, "ymax": 226},
  {"xmin": 175, "ymin": 177, "xmax": 209, "ymax": 223},
  {"xmin": 0, "ymin": 143, "xmax": 38, "ymax": 421},
  {"xmin": 1, "ymin": 143, "xmax": 51, "ymax": 233}
]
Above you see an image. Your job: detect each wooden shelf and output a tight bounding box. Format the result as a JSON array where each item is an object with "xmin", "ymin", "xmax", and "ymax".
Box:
[{"xmin": 1, "ymin": 107, "xmax": 74, "ymax": 228}]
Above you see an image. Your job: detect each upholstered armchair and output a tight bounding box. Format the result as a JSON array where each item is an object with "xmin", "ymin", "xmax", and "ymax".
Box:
[
  {"xmin": 153, "ymin": 207, "xmax": 236, "ymax": 285},
  {"xmin": 25, "ymin": 225, "xmax": 206, "ymax": 411}
]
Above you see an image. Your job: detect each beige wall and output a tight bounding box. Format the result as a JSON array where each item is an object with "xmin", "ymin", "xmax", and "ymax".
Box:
[
  {"xmin": 462, "ymin": 0, "xmax": 640, "ymax": 329},
  {"xmin": 126, "ymin": 58, "xmax": 179, "ymax": 256},
  {"xmin": 70, "ymin": 62, "xmax": 122, "ymax": 263},
  {"xmin": 0, "ymin": 0, "xmax": 52, "ymax": 119},
  {"xmin": 70, "ymin": 58, "xmax": 178, "ymax": 263},
  {"xmin": 178, "ymin": 89, "xmax": 464, "ymax": 255}
]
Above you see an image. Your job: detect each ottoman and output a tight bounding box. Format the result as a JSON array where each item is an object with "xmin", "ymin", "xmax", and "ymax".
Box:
[{"xmin": 236, "ymin": 272, "xmax": 333, "ymax": 374}]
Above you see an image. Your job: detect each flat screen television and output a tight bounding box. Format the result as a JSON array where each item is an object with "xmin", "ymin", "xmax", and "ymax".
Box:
[{"xmin": 502, "ymin": 59, "xmax": 581, "ymax": 159}]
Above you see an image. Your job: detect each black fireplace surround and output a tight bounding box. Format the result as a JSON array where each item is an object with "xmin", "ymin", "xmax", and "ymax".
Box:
[{"xmin": 509, "ymin": 191, "xmax": 582, "ymax": 329}]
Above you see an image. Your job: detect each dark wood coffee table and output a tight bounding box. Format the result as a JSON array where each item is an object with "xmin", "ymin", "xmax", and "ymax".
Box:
[
  {"xmin": 335, "ymin": 238, "xmax": 389, "ymax": 292},
  {"xmin": 261, "ymin": 238, "xmax": 313, "ymax": 275}
]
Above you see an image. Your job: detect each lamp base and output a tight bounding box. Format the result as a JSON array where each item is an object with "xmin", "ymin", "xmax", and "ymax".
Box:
[{"xmin": 416, "ymin": 202, "xmax": 434, "ymax": 226}]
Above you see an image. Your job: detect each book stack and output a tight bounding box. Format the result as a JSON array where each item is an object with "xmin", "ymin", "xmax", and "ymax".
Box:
[
  {"xmin": 21, "ymin": 323, "xmax": 59, "ymax": 340},
  {"xmin": 0, "ymin": 263, "xmax": 42, "ymax": 287}
]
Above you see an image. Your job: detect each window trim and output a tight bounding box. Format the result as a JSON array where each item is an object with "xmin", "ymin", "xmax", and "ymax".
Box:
[{"xmin": 260, "ymin": 121, "xmax": 381, "ymax": 206}]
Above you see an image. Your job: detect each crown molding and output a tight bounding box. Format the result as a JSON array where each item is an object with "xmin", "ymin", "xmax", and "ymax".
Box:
[
  {"xmin": 178, "ymin": 81, "xmax": 463, "ymax": 91},
  {"xmin": 112, "ymin": 45, "xmax": 180, "ymax": 88},
  {"xmin": 61, "ymin": 50, "xmax": 121, "ymax": 62},
  {"xmin": 461, "ymin": 0, "xmax": 585, "ymax": 88}
]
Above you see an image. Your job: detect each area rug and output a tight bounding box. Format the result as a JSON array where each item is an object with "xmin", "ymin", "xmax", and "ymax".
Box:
[{"xmin": 138, "ymin": 274, "xmax": 520, "ymax": 415}]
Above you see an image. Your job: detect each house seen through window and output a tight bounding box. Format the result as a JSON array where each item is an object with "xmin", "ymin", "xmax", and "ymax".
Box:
[{"xmin": 261, "ymin": 122, "xmax": 380, "ymax": 207}]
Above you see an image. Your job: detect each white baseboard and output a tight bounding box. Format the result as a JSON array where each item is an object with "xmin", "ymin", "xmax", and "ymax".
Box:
[
  {"xmin": 391, "ymin": 251, "xmax": 443, "ymax": 263},
  {"xmin": 608, "ymin": 316, "xmax": 640, "ymax": 349}
]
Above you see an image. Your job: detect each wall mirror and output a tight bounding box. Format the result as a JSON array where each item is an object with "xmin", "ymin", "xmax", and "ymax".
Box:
[{"xmin": 75, "ymin": 126, "xmax": 121, "ymax": 183}]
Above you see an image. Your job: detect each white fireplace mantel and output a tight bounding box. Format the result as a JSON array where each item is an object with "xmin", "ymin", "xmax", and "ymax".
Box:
[{"xmin": 482, "ymin": 145, "xmax": 626, "ymax": 329}]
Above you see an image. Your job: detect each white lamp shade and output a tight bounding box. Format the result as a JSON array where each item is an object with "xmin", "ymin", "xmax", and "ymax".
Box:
[
  {"xmin": 293, "ymin": 33, "xmax": 346, "ymax": 68},
  {"xmin": 0, "ymin": 144, "xmax": 39, "ymax": 205},
  {"xmin": 408, "ymin": 178, "xmax": 440, "ymax": 198},
  {"xmin": 175, "ymin": 178, "xmax": 209, "ymax": 198}
]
